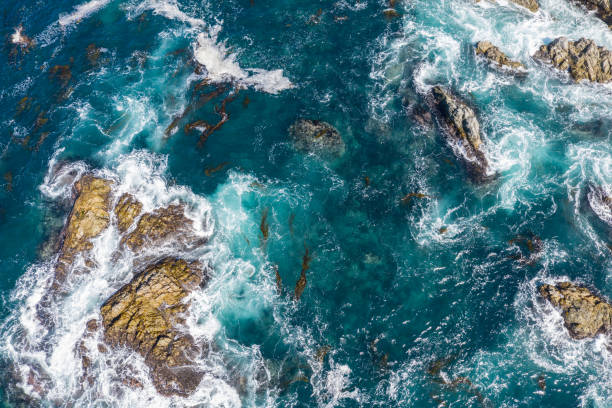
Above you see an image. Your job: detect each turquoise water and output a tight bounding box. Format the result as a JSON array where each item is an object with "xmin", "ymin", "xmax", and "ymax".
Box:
[{"xmin": 0, "ymin": 0, "xmax": 611, "ymax": 406}]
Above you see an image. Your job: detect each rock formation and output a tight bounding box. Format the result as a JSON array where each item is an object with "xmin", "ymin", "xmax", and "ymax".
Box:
[
  {"xmin": 572, "ymin": 0, "xmax": 612, "ymax": 28},
  {"xmin": 533, "ymin": 37, "xmax": 612, "ymax": 83},
  {"xmin": 289, "ymin": 119, "xmax": 345, "ymax": 158},
  {"xmin": 101, "ymin": 258, "xmax": 208, "ymax": 396},
  {"xmin": 429, "ymin": 86, "xmax": 494, "ymax": 182},
  {"xmin": 539, "ymin": 282, "xmax": 612, "ymax": 339},
  {"xmin": 54, "ymin": 175, "xmax": 112, "ymax": 284},
  {"xmin": 475, "ymin": 41, "xmax": 526, "ymax": 73},
  {"xmin": 114, "ymin": 193, "xmax": 143, "ymax": 233},
  {"xmin": 121, "ymin": 204, "xmax": 205, "ymax": 251},
  {"xmin": 510, "ymin": 0, "xmax": 539, "ymax": 12}
]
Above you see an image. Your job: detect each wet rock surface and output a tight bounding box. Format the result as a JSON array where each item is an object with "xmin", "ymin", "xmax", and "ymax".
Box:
[
  {"xmin": 573, "ymin": 0, "xmax": 612, "ymax": 28},
  {"xmin": 429, "ymin": 86, "xmax": 493, "ymax": 182},
  {"xmin": 289, "ymin": 119, "xmax": 345, "ymax": 158},
  {"xmin": 475, "ymin": 41, "xmax": 526, "ymax": 73},
  {"xmin": 539, "ymin": 282, "xmax": 612, "ymax": 339},
  {"xmin": 121, "ymin": 204, "xmax": 205, "ymax": 251},
  {"xmin": 100, "ymin": 258, "xmax": 208, "ymax": 396},
  {"xmin": 54, "ymin": 175, "xmax": 112, "ymax": 284},
  {"xmin": 114, "ymin": 193, "xmax": 143, "ymax": 233},
  {"xmin": 533, "ymin": 37, "xmax": 612, "ymax": 83}
]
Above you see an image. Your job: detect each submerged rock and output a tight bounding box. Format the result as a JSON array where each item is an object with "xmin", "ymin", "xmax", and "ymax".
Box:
[
  {"xmin": 572, "ymin": 0, "xmax": 612, "ymax": 28},
  {"xmin": 54, "ymin": 175, "xmax": 112, "ymax": 284},
  {"xmin": 121, "ymin": 204, "xmax": 205, "ymax": 252},
  {"xmin": 289, "ymin": 119, "xmax": 345, "ymax": 158},
  {"xmin": 533, "ymin": 37, "xmax": 612, "ymax": 83},
  {"xmin": 539, "ymin": 282, "xmax": 612, "ymax": 339},
  {"xmin": 113, "ymin": 193, "xmax": 143, "ymax": 233},
  {"xmin": 100, "ymin": 258, "xmax": 208, "ymax": 396},
  {"xmin": 429, "ymin": 86, "xmax": 494, "ymax": 182},
  {"xmin": 475, "ymin": 41, "xmax": 526, "ymax": 74}
]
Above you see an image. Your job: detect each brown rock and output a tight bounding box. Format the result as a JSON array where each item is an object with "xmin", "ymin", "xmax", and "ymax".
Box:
[
  {"xmin": 121, "ymin": 204, "xmax": 205, "ymax": 252},
  {"xmin": 572, "ymin": 0, "xmax": 612, "ymax": 28},
  {"xmin": 114, "ymin": 193, "xmax": 143, "ymax": 233},
  {"xmin": 539, "ymin": 282, "xmax": 612, "ymax": 339},
  {"xmin": 429, "ymin": 86, "xmax": 494, "ymax": 182},
  {"xmin": 510, "ymin": 0, "xmax": 539, "ymax": 12},
  {"xmin": 101, "ymin": 258, "xmax": 208, "ymax": 396},
  {"xmin": 475, "ymin": 41, "xmax": 526, "ymax": 73},
  {"xmin": 534, "ymin": 37, "xmax": 612, "ymax": 83},
  {"xmin": 55, "ymin": 175, "xmax": 112, "ymax": 284}
]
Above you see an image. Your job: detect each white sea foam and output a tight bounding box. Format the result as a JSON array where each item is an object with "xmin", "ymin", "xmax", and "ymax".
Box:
[
  {"xmin": 193, "ymin": 28, "xmax": 294, "ymax": 94},
  {"xmin": 58, "ymin": 0, "xmax": 112, "ymax": 27}
]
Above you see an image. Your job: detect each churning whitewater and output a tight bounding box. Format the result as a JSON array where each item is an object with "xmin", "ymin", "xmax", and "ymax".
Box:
[{"xmin": 0, "ymin": 0, "xmax": 611, "ymax": 407}]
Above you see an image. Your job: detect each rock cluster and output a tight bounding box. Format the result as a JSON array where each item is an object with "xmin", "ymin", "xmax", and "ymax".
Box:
[
  {"xmin": 429, "ymin": 86, "xmax": 493, "ymax": 182},
  {"xmin": 100, "ymin": 258, "xmax": 207, "ymax": 396},
  {"xmin": 475, "ymin": 41, "xmax": 526, "ymax": 73},
  {"xmin": 573, "ymin": 0, "xmax": 612, "ymax": 28},
  {"xmin": 539, "ymin": 282, "xmax": 612, "ymax": 339},
  {"xmin": 533, "ymin": 37, "xmax": 612, "ymax": 83},
  {"xmin": 289, "ymin": 119, "xmax": 345, "ymax": 158},
  {"xmin": 54, "ymin": 175, "xmax": 112, "ymax": 284},
  {"xmin": 48, "ymin": 174, "xmax": 209, "ymax": 397}
]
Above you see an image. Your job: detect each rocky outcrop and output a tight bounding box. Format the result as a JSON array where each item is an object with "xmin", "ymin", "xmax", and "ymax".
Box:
[
  {"xmin": 572, "ymin": 0, "xmax": 612, "ymax": 28},
  {"xmin": 510, "ymin": 0, "xmax": 539, "ymax": 12},
  {"xmin": 289, "ymin": 119, "xmax": 345, "ymax": 158},
  {"xmin": 54, "ymin": 175, "xmax": 112, "ymax": 284},
  {"xmin": 114, "ymin": 193, "xmax": 142, "ymax": 233},
  {"xmin": 121, "ymin": 204, "xmax": 205, "ymax": 252},
  {"xmin": 101, "ymin": 258, "xmax": 208, "ymax": 396},
  {"xmin": 533, "ymin": 37, "xmax": 612, "ymax": 83},
  {"xmin": 539, "ymin": 282, "xmax": 612, "ymax": 339},
  {"xmin": 475, "ymin": 41, "xmax": 526, "ymax": 73},
  {"xmin": 586, "ymin": 185, "xmax": 612, "ymax": 227},
  {"xmin": 429, "ymin": 86, "xmax": 493, "ymax": 182}
]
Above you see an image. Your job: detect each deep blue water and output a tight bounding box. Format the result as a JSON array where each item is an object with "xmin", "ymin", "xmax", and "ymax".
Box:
[{"xmin": 0, "ymin": 0, "xmax": 611, "ymax": 407}]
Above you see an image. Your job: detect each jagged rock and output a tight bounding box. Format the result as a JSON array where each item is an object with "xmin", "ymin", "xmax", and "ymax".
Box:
[
  {"xmin": 572, "ymin": 0, "xmax": 612, "ymax": 28},
  {"xmin": 54, "ymin": 175, "xmax": 112, "ymax": 284},
  {"xmin": 533, "ymin": 37, "xmax": 612, "ymax": 83},
  {"xmin": 121, "ymin": 204, "xmax": 205, "ymax": 252},
  {"xmin": 114, "ymin": 193, "xmax": 143, "ymax": 233},
  {"xmin": 429, "ymin": 86, "xmax": 494, "ymax": 182},
  {"xmin": 510, "ymin": 0, "xmax": 539, "ymax": 12},
  {"xmin": 100, "ymin": 258, "xmax": 208, "ymax": 396},
  {"xmin": 475, "ymin": 41, "xmax": 526, "ymax": 74},
  {"xmin": 539, "ymin": 282, "xmax": 612, "ymax": 339},
  {"xmin": 289, "ymin": 119, "xmax": 345, "ymax": 157}
]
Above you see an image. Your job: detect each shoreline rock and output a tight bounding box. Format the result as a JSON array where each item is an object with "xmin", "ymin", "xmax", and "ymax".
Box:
[
  {"xmin": 539, "ymin": 282, "xmax": 612, "ymax": 339},
  {"xmin": 289, "ymin": 119, "xmax": 345, "ymax": 158},
  {"xmin": 510, "ymin": 0, "xmax": 539, "ymax": 12},
  {"xmin": 100, "ymin": 258, "xmax": 208, "ymax": 396},
  {"xmin": 114, "ymin": 193, "xmax": 143, "ymax": 233},
  {"xmin": 572, "ymin": 0, "xmax": 612, "ymax": 28},
  {"xmin": 533, "ymin": 37, "xmax": 612, "ymax": 83},
  {"xmin": 429, "ymin": 86, "xmax": 494, "ymax": 182},
  {"xmin": 475, "ymin": 41, "xmax": 526, "ymax": 75}
]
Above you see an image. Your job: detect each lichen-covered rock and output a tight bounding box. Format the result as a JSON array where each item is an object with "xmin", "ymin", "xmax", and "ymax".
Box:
[
  {"xmin": 289, "ymin": 119, "xmax": 345, "ymax": 157},
  {"xmin": 114, "ymin": 193, "xmax": 142, "ymax": 233},
  {"xmin": 475, "ymin": 41, "xmax": 526, "ymax": 73},
  {"xmin": 539, "ymin": 282, "xmax": 612, "ymax": 339},
  {"xmin": 429, "ymin": 86, "xmax": 493, "ymax": 182},
  {"xmin": 510, "ymin": 0, "xmax": 539, "ymax": 12},
  {"xmin": 55, "ymin": 175, "xmax": 112, "ymax": 284},
  {"xmin": 100, "ymin": 258, "xmax": 208, "ymax": 396},
  {"xmin": 534, "ymin": 37, "xmax": 612, "ymax": 83},
  {"xmin": 573, "ymin": 0, "xmax": 612, "ymax": 28},
  {"xmin": 121, "ymin": 204, "xmax": 205, "ymax": 251}
]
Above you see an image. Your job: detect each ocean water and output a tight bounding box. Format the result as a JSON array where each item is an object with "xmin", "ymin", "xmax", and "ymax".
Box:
[{"xmin": 0, "ymin": 0, "xmax": 611, "ymax": 407}]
